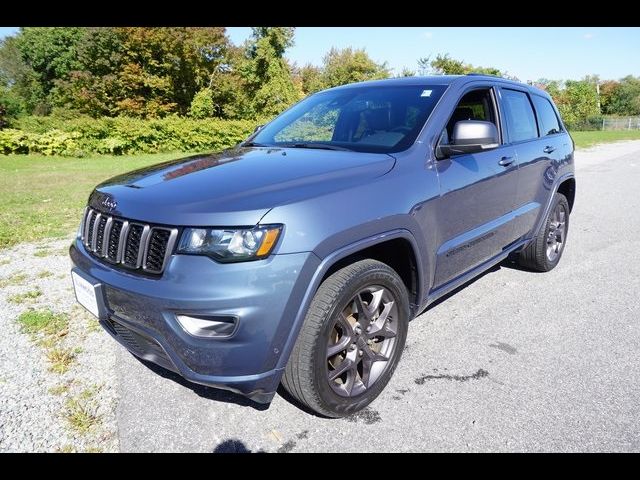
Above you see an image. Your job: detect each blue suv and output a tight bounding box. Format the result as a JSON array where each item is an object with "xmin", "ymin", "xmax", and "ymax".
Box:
[{"xmin": 70, "ymin": 75, "xmax": 575, "ymax": 417}]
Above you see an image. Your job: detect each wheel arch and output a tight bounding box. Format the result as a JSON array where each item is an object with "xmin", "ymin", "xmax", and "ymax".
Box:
[
  {"xmin": 557, "ymin": 177, "xmax": 576, "ymax": 212},
  {"xmin": 531, "ymin": 173, "xmax": 575, "ymax": 240},
  {"xmin": 273, "ymin": 229, "xmax": 425, "ymax": 372},
  {"xmin": 320, "ymin": 237, "xmax": 421, "ymax": 315}
]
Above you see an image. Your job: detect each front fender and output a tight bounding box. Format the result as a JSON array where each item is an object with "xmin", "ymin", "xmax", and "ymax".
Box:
[{"xmin": 271, "ymin": 228, "xmax": 425, "ymax": 374}]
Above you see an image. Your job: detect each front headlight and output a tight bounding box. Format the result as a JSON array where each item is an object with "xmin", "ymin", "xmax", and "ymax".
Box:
[{"xmin": 177, "ymin": 225, "xmax": 283, "ymax": 262}]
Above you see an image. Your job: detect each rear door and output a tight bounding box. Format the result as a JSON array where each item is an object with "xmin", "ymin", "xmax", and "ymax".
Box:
[
  {"xmin": 432, "ymin": 85, "xmax": 519, "ymax": 288},
  {"xmin": 499, "ymin": 88, "xmax": 569, "ymax": 241}
]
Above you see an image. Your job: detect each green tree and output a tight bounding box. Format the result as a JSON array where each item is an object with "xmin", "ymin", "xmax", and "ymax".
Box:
[
  {"xmin": 208, "ymin": 46, "xmax": 253, "ymax": 119},
  {"xmin": 0, "ymin": 36, "xmax": 30, "ymax": 121},
  {"xmin": 599, "ymin": 80, "xmax": 620, "ymax": 115},
  {"xmin": 299, "ymin": 64, "xmax": 325, "ymax": 95},
  {"xmin": 397, "ymin": 67, "xmax": 416, "ymax": 77},
  {"xmin": 50, "ymin": 28, "xmax": 124, "ymax": 116},
  {"xmin": 541, "ymin": 78, "xmax": 600, "ymax": 126},
  {"xmin": 605, "ymin": 76, "xmax": 640, "ymax": 115},
  {"xmin": 419, "ymin": 53, "xmax": 505, "ymax": 77},
  {"xmin": 13, "ymin": 27, "xmax": 84, "ymax": 114},
  {"xmin": 189, "ymin": 87, "xmax": 214, "ymax": 118},
  {"xmin": 563, "ymin": 79, "xmax": 600, "ymax": 124},
  {"xmin": 22, "ymin": 27, "xmax": 231, "ymax": 118},
  {"xmin": 241, "ymin": 27, "xmax": 300, "ymax": 117},
  {"xmin": 112, "ymin": 27, "xmax": 228, "ymax": 117},
  {"xmin": 321, "ymin": 47, "xmax": 389, "ymax": 88}
]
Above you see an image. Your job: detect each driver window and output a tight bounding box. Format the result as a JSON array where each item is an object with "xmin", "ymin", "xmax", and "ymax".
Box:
[{"xmin": 442, "ymin": 88, "xmax": 498, "ymax": 144}]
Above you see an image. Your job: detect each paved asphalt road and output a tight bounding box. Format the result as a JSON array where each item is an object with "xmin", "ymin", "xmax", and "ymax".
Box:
[{"xmin": 115, "ymin": 141, "xmax": 640, "ymax": 452}]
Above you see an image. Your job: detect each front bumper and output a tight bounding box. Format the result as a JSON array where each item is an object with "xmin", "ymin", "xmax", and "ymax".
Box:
[{"xmin": 70, "ymin": 239, "xmax": 319, "ymax": 403}]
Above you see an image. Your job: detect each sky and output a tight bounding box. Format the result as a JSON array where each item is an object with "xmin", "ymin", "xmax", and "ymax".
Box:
[{"xmin": 2, "ymin": 27, "xmax": 639, "ymax": 82}]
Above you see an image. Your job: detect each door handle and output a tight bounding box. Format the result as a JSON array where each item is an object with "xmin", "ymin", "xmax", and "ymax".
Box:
[
  {"xmin": 498, "ymin": 156, "xmax": 515, "ymax": 167},
  {"xmin": 543, "ymin": 145, "xmax": 556, "ymax": 154}
]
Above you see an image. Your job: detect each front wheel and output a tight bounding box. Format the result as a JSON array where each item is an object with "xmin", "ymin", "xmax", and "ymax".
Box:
[
  {"xmin": 281, "ymin": 259, "xmax": 409, "ymax": 417},
  {"xmin": 518, "ymin": 192, "xmax": 570, "ymax": 272}
]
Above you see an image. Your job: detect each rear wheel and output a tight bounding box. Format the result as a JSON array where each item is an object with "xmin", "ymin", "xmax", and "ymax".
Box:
[
  {"xmin": 518, "ymin": 192, "xmax": 570, "ymax": 272},
  {"xmin": 282, "ymin": 259, "xmax": 409, "ymax": 417}
]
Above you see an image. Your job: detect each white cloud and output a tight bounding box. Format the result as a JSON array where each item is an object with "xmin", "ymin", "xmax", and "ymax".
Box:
[
  {"xmin": 583, "ymin": 33, "xmax": 594, "ymax": 40},
  {"xmin": 423, "ymin": 31, "xmax": 434, "ymax": 40}
]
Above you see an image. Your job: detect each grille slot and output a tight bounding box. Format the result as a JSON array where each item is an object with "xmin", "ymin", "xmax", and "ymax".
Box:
[
  {"xmin": 123, "ymin": 224, "xmax": 145, "ymax": 268},
  {"xmin": 84, "ymin": 211, "xmax": 96, "ymax": 248},
  {"xmin": 81, "ymin": 207, "xmax": 177, "ymax": 274},
  {"xmin": 106, "ymin": 219, "xmax": 124, "ymax": 262},
  {"xmin": 144, "ymin": 228, "xmax": 172, "ymax": 273},
  {"xmin": 94, "ymin": 215, "xmax": 108, "ymax": 253}
]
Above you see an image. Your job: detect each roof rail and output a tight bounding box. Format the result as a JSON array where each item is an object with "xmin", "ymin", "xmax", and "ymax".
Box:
[{"xmin": 466, "ymin": 72, "xmax": 498, "ymax": 77}]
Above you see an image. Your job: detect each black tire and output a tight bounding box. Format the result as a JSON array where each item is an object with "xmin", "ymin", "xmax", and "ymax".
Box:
[
  {"xmin": 282, "ymin": 259, "xmax": 409, "ymax": 418},
  {"xmin": 518, "ymin": 192, "xmax": 570, "ymax": 272}
]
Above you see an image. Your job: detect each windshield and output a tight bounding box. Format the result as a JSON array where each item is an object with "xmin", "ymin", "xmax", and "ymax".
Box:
[{"xmin": 249, "ymin": 84, "xmax": 448, "ymax": 153}]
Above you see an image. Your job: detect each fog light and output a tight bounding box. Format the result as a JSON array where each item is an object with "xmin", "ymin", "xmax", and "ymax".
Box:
[{"xmin": 176, "ymin": 314, "xmax": 237, "ymax": 338}]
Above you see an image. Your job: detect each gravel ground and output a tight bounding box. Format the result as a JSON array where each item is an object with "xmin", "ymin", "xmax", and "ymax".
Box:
[
  {"xmin": 0, "ymin": 237, "xmax": 118, "ymax": 452},
  {"xmin": 1, "ymin": 140, "xmax": 639, "ymax": 452}
]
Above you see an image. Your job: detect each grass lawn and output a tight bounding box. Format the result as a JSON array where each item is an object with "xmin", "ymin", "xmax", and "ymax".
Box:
[
  {"xmin": 0, "ymin": 152, "xmax": 190, "ymax": 249},
  {"xmin": 570, "ymin": 130, "xmax": 640, "ymax": 149}
]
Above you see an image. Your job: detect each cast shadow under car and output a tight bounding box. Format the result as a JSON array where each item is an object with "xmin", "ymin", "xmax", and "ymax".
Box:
[
  {"xmin": 135, "ymin": 355, "xmax": 329, "ymax": 416},
  {"xmin": 133, "ymin": 356, "xmax": 271, "ymax": 411}
]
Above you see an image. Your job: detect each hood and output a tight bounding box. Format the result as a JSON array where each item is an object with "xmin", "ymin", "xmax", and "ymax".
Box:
[{"xmin": 90, "ymin": 146, "xmax": 396, "ymax": 226}]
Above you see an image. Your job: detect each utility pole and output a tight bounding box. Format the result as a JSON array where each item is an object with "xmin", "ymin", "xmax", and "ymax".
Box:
[{"xmin": 596, "ymin": 81, "xmax": 601, "ymax": 113}]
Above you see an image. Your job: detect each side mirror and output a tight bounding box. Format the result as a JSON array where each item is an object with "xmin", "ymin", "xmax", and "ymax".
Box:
[{"xmin": 437, "ymin": 120, "xmax": 499, "ymax": 158}]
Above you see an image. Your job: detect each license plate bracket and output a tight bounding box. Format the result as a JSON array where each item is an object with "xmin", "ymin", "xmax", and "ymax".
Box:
[{"xmin": 71, "ymin": 269, "xmax": 107, "ymax": 320}]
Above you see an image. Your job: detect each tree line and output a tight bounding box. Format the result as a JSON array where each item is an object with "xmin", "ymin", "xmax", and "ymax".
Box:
[{"xmin": 1, "ymin": 27, "xmax": 639, "ymax": 129}]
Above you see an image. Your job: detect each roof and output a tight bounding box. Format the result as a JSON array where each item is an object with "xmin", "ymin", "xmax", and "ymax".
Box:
[{"xmin": 328, "ymin": 74, "xmax": 547, "ymax": 97}]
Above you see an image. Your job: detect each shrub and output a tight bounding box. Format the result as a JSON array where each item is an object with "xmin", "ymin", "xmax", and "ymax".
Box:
[
  {"xmin": 189, "ymin": 88, "xmax": 215, "ymax": 119},
  {"xmin": 564, "ymin": 115, "xmax": 604, "ymax": 131},
  {"xmin": 3, "ymin": 115, "xmax": 262, "ymax": 156},
  {"xmin": 0, "ymin": 128, "xmax": 81, "ymax": 155},
  {"xmin": 0, "ymin": 129, "xmax": 31, "ymax": 154}
]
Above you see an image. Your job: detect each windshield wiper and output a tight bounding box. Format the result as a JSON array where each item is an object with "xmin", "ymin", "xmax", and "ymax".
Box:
[
  {"xmin": 281, "ymin": 142, "xmax": 352, "ymax": 152},
  {"xmin": 241, "ymin": 141, "xmax": 270, "ymax": 147}
]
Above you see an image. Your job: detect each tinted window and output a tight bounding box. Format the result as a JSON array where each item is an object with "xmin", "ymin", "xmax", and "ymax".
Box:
[
  {"xmin": 532, "ymin": 95, "xmax": 562, "ymax": 135},
  {"xmin": 501, "ymin": 89, "xmax": 538, "ymax": 142},
  {"xmin": 252, "ymin": 85, "xmax": 448, "ymax": 154}
]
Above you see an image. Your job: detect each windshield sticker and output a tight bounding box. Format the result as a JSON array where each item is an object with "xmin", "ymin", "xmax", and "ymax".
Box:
[{"xmin": 420, "ymin": 89, "xmax": 433, "ymax": 97}]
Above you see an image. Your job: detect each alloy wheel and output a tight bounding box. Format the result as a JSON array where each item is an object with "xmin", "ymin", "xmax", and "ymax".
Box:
[
  {"xmin": 325, "ymin": 285, "xmax": 398, "ymax": 397},
  {"xmin": 546, "ymin": 202, "xmax": 567, "ymax": 262}
]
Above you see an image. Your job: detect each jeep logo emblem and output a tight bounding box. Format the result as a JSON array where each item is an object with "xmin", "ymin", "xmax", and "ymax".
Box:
[{"xmin": 101, "ymin": 197, "xmax": 117, "ymax": 211}]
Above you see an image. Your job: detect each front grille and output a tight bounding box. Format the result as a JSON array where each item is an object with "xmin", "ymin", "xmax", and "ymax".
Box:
[{"xmin": 81, "ymin": 207, "xmax": 177, "ymax": 275}]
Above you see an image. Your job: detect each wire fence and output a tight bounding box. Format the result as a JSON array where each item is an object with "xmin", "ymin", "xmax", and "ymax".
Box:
[
  {"xmin": 566, "ymin": 116, "xmax": 640, "ymax": 131},
  {"xmin": 601, "ymin": 117, "xmax": 640, "ymax": 130}
]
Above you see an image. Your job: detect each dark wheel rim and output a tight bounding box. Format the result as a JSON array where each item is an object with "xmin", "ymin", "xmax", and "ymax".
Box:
[
  {"xmin": 546, "ymin": 202, "xmax": 567, "ymax": 262},
  {"xmin": 325, "ymin": 285, "xmax": 398, "ymax": 398}
]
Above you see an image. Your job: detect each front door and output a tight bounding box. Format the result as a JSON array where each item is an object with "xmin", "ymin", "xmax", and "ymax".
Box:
[{"xmin": 432, "ymin": 87, "xmax": 519, "ymax": 289}]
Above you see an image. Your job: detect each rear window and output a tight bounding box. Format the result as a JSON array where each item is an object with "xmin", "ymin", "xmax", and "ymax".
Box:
[
  {"xmin": 532, "ymin": 95, "xmax": 562, "ymax": 136},
  {"xmin": 501, "ymin": 89, "xmax": 539, "ymax": 143}
]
